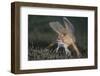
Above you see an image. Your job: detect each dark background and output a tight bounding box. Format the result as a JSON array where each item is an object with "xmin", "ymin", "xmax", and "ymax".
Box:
[{"xmin": 28, "ymin": 15, "xmax": 88, "ymax": 60}]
